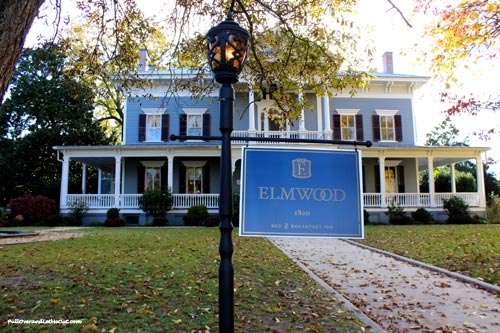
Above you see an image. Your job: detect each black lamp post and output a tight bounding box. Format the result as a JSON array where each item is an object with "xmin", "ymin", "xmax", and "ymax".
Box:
[{"xmin": 206, "ymin": 10, "xmax": 250, "ymax": 333}]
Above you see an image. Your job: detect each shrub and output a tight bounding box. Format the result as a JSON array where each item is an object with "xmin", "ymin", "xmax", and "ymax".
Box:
[
  {"xmin": 389, "ymin": 214, "xmax": 415, "ymax": 225},
  {"xmin": 184, "ymin": 205, "xmax": 208, "ymax": 226},
  {"xmin": 385, "ymin": 201, "xmax": 410, "ymax": 224},
  {"xmin": 363, "ymin": 209, "xmax": 370, "ymax": 225},
  {"xmin": 104, "ymin": 218, "xmax": 126, "ymax": 227},
  {"xmin": 152, "ymin": 216, "xmax": 168, "ymax": 226},
  {"xmin": 107, "ymin": 208, "xmax": 120, "ymax": 219},
  {"xmin": 411, "ymin": 208, "xmax": 434, "ymax": 224},
  {"xmin": 138, "ymin": 188, "xmax": 173, "ymax": 219},
  {"xmin": 204, "ymin": 216, "xmax": 220, "ymax": 227},
  {"xmin": 443, "ymin": 196, "xmax": 470, "ymax": 217},
  {"xmin": 43, "ymin": 214, "xmax": 64, "ymax": 227},
  {"xmin": 443, "ymin": 196, "xmax": 472, "ymax": 224},
  {"xmin": 9, "ymin": 194, "xmax": 57, "ymax": 225},
  {"xmin": 232, "ymin": 192, "xmax": 240, "ymax": 227},
  {"xmin": 487, "ymin": 194, "xmax": 500, "ymax": 223},
  {"xmin": 447, "ymin": 213, "xmax": 474, "ymax": 224},
  {"xmin": 104, "ymin": 208, "xmax": 125, "ymax": 227},
  {"xmin": 68, "ymin": 199, "xmax": 88, "ymax": 226}
]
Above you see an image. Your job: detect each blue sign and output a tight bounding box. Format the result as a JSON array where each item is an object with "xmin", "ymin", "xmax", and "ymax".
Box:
[{"xmin": 239, "ymin": 147, "xmax": 364, "ymax": 238}]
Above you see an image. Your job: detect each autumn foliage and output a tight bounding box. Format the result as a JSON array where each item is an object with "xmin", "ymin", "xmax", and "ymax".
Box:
[{"xmin": 9, "ymin": 193, "xmax": 56, "ymax": 225}]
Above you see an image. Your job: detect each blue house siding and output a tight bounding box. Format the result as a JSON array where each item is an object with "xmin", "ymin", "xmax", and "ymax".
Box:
[
  {"xmin": 125, "ymin": 96, "xmax": 220, "ymax": 145},
  {"xmin": 331, "ymin": 98, "xmax": 414, "ymax": 145}
]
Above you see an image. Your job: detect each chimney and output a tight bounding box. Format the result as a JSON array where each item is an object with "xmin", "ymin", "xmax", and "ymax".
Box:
[
  {"xmin": 382, "ymin": 52, "xmax": 393, "ymax": 74},
  {"xmin": 138, "ymin": 48, "xmax": 149, "ymax": 71}
]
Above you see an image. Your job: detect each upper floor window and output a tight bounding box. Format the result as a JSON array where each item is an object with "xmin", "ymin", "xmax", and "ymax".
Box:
[
  {"xmin": 333, "ymin": 109, "xmax": 363, "ymax": 141},
  {"xmin": 187, "ymin": 114, "xmax": 202, "ymax": 136},
  {"xmin": 180, "ymin": 108, "xmax": 210, "ymax": 140},
  {"xmin": 147, "ymin": 114, "xmax": 161, "ymax": 141},
  {"xmin": 138, "ymin": 108, "xmax": 169, "ymax": 142},
  {"xmin": 373, "ymin": 110, "xmax": 402, "ymax": 142}
]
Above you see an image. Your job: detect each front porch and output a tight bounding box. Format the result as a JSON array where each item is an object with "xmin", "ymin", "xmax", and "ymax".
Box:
[{"xmin": 62, "ymin": 192, "xmax": 482, "ymax": 221}]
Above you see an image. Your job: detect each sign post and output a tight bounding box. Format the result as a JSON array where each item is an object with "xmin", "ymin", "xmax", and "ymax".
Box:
[{"xmin": 239, "ymin": 147, "xmax": 364, "ymax": 239}]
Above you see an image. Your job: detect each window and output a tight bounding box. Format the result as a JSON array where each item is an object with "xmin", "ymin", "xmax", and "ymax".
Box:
[
  {"xmin": 100, "ymin": 170, "xmax": 114, "ymax": 194},
  {"xmin": 334, "ymin": 109, "xmax": 362, "ymax": 141},
  {"xmin": 380, "ymin": 115, "xmax": 395, "ymax": 141},
  {"xmin": 139, "ymin": 108, "xmax": 168, "ymax": 142},
  {"xmin": 341, "ymin": 115, "xmax": 355, "ymax": 140},
  {"xmin": 141, "ymin": 161, "xmax": 165, "ymax": 191},
  {"xmin": 186, "ymin": 166, "xmax": 202, "ymax": 194},
  {"xmin": 147, "ymin": 114, "xmax": 161, "ymax": 141},
  {"xmin": 373, "ymin": 110, "xmax": 401, "ymax": 142},
  {"xmin": 180, "ymin": 108, "xmax": 209, "ymax": 140},
  {"xmin": 187, "ymin": 114, "xmax": 202, "ymax": 136},
  {"xmin": 182, "ymin": 161, "xmax": 207, "ymax": 194},
  {"xmin": 145, "ymin": 166, "xmax": 161, "ymax": 190}
]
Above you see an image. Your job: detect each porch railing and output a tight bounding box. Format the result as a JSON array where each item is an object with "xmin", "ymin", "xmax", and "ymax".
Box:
[
  {"xmin": 363, "ymin": 192, "xmax": 480, "ymax": 208},
  {"xmin": 232, "ymin": 130, "xmax": 326, "ymax": 144},
  {"xmin": 65, "ymin": 192, "xmax": 481, "ymax": 211}
]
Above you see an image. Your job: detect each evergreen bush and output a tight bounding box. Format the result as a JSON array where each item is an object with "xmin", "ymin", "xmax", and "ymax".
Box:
[{"xmin": 411, "ymin": 207, "xmax": 434, "ymax": 224}]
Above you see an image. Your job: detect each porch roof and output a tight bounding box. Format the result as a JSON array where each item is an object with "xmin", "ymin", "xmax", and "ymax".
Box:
[{"xmin": 53, "ymin": 143, "xmax": 489, "ymax": 171}]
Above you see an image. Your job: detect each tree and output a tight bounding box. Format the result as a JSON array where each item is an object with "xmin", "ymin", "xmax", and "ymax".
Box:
[
  {"xmin": 0, "ymin": 0, "xmax": 45, "ymax": 103},
  {"xmin": 59, "ymin": 1, "xmax": 167, "ymax": 139},
  {"xmin": 0, "ymin": 43, "xmax": 113, "ymax": 205},
  {"xmin": 425, "ymin": 116, "xmax": 469, "ymax": 146},
  {"xmin": 1, "ymin": 1, "xmax": 374, "ymax": 115},
  {"xmin": 413, "ymin": 0, "xmax": 500, "ymax": 136}
]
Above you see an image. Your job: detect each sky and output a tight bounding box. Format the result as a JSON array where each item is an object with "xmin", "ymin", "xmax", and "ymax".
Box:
[{"xmin": 25, "ymin": 0, "xmax": 500, "ymax": 175}]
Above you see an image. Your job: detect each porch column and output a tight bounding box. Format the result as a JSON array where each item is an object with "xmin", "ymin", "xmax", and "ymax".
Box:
[
  {"xmin": 248, "ymin": 90, "xmax": 256, "ymax": 135},
  {"xmin": 167, "ymin": 153, "xmax": 174, "ymax": 191},
  {"xmin": 323, "ymin": 94, "xmax": 332, "ymax": 139},
  {"xmin": 450, "ymin": 163, "xmax": 456, "ymax": 193},
  {"xmin": 427, "ymin": 156, "xmax": 435, "ymax": 207},
  {"xmin": 316, "ymin": 94, "xmax": 323, "ymax": 139},
  {"xmin": 60, "ymin": 154, "xmax": 70, "ymax": 210},
  {"xmin": 476, "ymin": 153, "xmax": 486, "ymax": 207},
  {"xmin": 114, "ymin": 156, "xmax": 122, "ymax": 208},
  {"xmin": 298, "ymin": 90, "xmax": 307, "ymax": 137},
  {"xmin": 378, "ymin": 156, "xmax": 386, "ymax": 207},
  {"xmin": 98, "ymin": 168, "xmax": 102, "ymax": 194},
  {"xmin": 81, "ymin": 163, "xmax": 87, "ymax": 194}
]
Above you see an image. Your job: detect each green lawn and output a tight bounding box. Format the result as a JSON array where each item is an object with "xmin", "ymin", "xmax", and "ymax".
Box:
[
  {"xmin": 0, "ymin": 228, "xmax": 367, "ymax": 332},
  {"xmin": 358, "ymin": 224, "xmax": 500, "ymax": 286}
]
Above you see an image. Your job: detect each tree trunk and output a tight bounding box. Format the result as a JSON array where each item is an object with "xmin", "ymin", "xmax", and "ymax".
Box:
[{"xmin": 0, "ymin": 0, "xmax": 45, "ymax": 103}]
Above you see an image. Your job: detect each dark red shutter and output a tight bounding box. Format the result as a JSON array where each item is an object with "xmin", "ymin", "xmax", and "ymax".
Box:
[
  {"xmin": 138, "ymin": 114, "xmax": 146, "ymax": 142},
  {"xmin": 355, "ymin": 114, "xmax": 364, "ymax": 141},
  {"xmin": 137, "ymin": 165, "xmax": 145, "ymax": 193},
  {"xmin": 161, "ymin": 114, "xmax": 170, "ymax": 142},
  {"xmin": 397, "ymin": 165, "xmax": 405, "ymax": 192},
  {"xmin": 395, "ymin": 115, "xmax": 402, "ymax": 142},
  {"xmin": 372, "ymin": 115, "xmax": 380, "ymax": 142},
  {"xmin": 332, "ymin": 114, "xmax": 341, "ymax": 140},
  {"xmin": 202, "ymin": 114, "xmax": 211, "ymax": 141},
  {"xmin": 179, "ymin": 114, "xmax": 187, "ymax": 142}
]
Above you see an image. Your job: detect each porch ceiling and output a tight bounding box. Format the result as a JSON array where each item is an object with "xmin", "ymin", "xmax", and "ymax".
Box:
[
  {"xmin": 71, "ymin": 157, "xmax": 115, "ymax": 171},
  {"xmin": 418, "ymin": 157, "xmax": 476, "ymax": 169}
]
